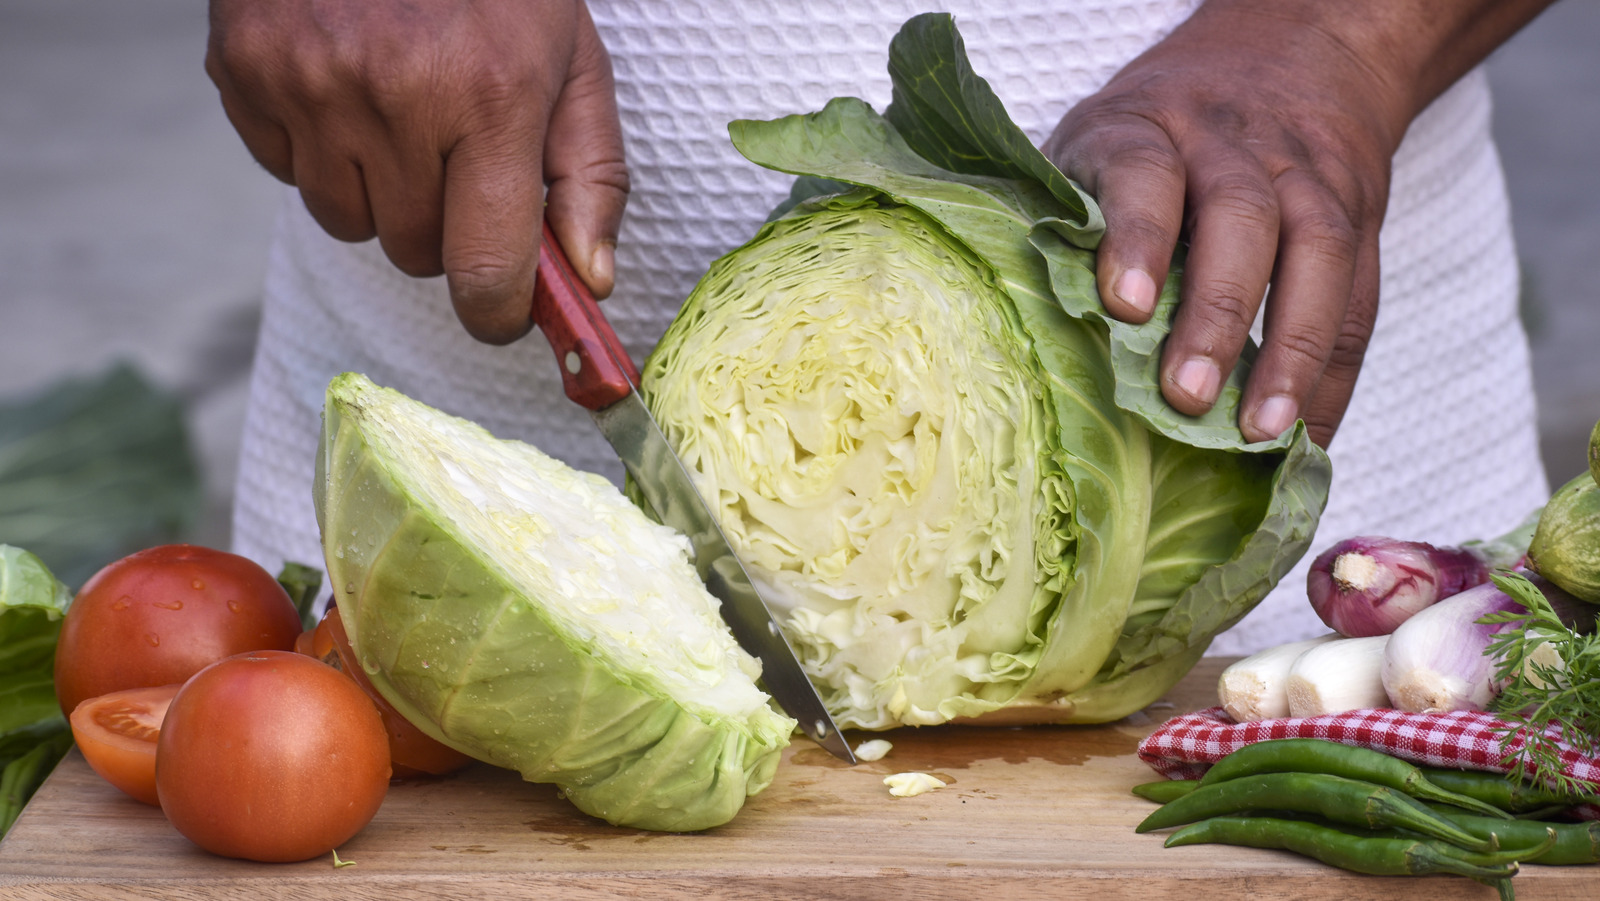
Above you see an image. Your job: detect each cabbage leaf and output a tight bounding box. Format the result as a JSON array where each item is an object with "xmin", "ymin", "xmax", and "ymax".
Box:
[{"xmin": 0, "ymin": 546, "xmax": 72, "ymax": 837}]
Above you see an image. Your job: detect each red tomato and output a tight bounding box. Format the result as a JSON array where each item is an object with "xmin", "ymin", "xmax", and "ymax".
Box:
[
  {"xmin": 156, "ymin": 650, "xmax": 391, "ymax": 862},
  {"xmin": 55, "ymin": 545, "xmax": 303, "ymax": 717},
  {"xmin": 306, "ymin": 606, "xmax": 474, "ymax": 779},
  {"xmin": 68, "ymin": 684, "xmax": 180, "ymax": 806}
]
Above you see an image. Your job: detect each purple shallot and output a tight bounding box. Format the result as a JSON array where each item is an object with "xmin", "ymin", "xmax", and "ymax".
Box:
[{"xmin": 1307, "ymin": 537, "xmax": 1490, "ymax": 637}]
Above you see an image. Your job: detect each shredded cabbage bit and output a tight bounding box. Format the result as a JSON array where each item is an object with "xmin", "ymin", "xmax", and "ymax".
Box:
[{"xmin": 884, "ymin": 773, "xmax": 947, "ymax": 798}]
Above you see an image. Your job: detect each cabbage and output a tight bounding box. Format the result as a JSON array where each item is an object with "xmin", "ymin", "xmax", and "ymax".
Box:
[
  {"xmin": 315, "ymin": 374, "xmax": 795, "ymax": 831},
  {"xmin": 0, "ymin": 546, "xmax": 74, "ymax": 838},
  {"xmin": 640, "ymin": 14, "xmax": 1332, "ymax": 728}
]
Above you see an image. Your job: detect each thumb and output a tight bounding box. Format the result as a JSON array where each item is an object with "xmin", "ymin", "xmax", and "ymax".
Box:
[{"xmin": 542, "ymin": 8, "xmax": 629, "ymax": 300}]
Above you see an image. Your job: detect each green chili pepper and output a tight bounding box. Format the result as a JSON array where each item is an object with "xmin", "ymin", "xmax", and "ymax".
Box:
[
  {"xmin": 1162, "ymin": 816, "xmax": 1536, "ymax": 901},
  {"xmin": 1137, "ymin": 771, "xmax": 1495, "ymax": 851},
  {"xmin": 1162, "ymin": 815, "xmax": 1529, "ymax": 879},
  {"xmin": 1131, "ymin": 779, "xmax": 1199, "ymax": 804},
  {"xmin": 1420, "ymin": 768, "xmax": 1599, "ymax": 815},
  {"xmin": 1198, "ymin": 738, "xmax": 1510, "ymax": 819},
  {"xmin": 1424, "ymin": 802, "xmax": 1600, "ymax": 865}
]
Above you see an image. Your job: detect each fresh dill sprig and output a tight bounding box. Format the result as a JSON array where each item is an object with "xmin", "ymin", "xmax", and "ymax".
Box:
[{"xmin": 1480, "ymin": 571, "xmax": 1600, "ymax": 799}]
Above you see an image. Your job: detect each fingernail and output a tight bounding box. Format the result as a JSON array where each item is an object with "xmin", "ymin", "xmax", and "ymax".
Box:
[
  {"xmin": 590, "ymin": 240, "xmax": 615, "ymax": 290},
  {"xmin": 1113, "ymin": 268, "xmax": 1157, "ymax": 316},
  {"xmin": 1250, "ymin": 395, "xmax": 1298, "ymax": 440},
  {"xmin": 1174, "ymin": 359, "xmax": 1221, "ymax": 405}
]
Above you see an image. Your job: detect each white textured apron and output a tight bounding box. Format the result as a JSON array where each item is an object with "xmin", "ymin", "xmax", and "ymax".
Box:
[{"xmin": 232, "ymin": 0, "xmax": 1547, "ymax": 653}]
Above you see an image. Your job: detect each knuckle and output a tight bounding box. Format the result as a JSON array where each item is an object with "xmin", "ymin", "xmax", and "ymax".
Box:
[
  {"xmin": 1107, "ymin": 138, "xmax": 1185, "ymax": 184},
  {"xmin": 305, "ymin": 198, "xmax": 375, "ymax": 243},
  {"xmin": 1267, "ymin": 326, "xmax": 1331, "ymax": 371},
  {"xmin": 359, "ymin": 52, "xmax": 435, "ymax": 114},
  {"xmin": 1326, "ymin": 330, "xmax": 1371, "ymax": 377},
  {"xmin": 448, "ymin": 252, "xmax": 526, "ymax": 308},
  {"xmin": 280, "ymin": 55, "xmax": 341, "ymax": 110},
  {"xmin": 577, "ymin": 158, "xmax": 631, "ymax": 199},
  {"xmin": 207, "ymin": 22, "xmax": 276, "ymax": 89},
  {"xmin": 1105, "ymin": 212, "xmax": 1173, "ymax": 253},
  {"xmin": 1193, "ymin": 278, "xmax": 1262, "ymax": 335},
  {"xmin": 1199, "ymin": 172, "xmax": 1279, "ymax": 227},
  {"xmin": 383, "ymin": 239, "xmax": 445, "ymax": 279},
  {"xmin": 456, "ymin": 56, "xmax": 530, "ymax": 117},
  {"xmin": 1049, "ymin": 99, "xmax": 1173, "ymax": 171},
  {"xmin": 1283, "ymin": 199, "xmax": 1360, "ymax": 266},
  {"xmin": 1327, "ymin": 310, "xmax": 1376, "ymax": 374}
]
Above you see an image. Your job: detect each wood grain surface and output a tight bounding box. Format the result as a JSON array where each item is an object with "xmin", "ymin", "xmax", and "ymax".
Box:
[{"xmin": 1, "ymin": 657, "xmax": 1590, "ymax": 900}]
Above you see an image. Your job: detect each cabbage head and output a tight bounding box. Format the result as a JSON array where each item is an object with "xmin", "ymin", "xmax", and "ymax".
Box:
[
  {"xmin": 640, "ymin": 14, "xmax": 1332, "ymax": 729},
  {"xmin": 315, "ymin": 373, "xmax": 795, "ymax": 831}
]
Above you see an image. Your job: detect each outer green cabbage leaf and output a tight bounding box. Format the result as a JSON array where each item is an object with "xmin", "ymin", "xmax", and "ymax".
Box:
[
  {"xmin": 641, "ymin": 13, "xmax": 1330, "ymax": 727},
  {"xmin": 883, "ymin": 11, "xmax": 1103, "ymax": 247},
  {"xmin": 0, "ymin": 364, "xmax": 200, "ymax": 589},
  {"xmin": 0, "ymin": 546, "xmax": 72, "ymax": 837},
  {"xmin": 315, "ymin": 374, "xmax": 794, "ymax": 831}
]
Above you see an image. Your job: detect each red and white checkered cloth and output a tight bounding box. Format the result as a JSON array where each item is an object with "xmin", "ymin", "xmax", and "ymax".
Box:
[{"xmin": 1138, "ymin": 706, "xmax": 1600, "ymax": 819}]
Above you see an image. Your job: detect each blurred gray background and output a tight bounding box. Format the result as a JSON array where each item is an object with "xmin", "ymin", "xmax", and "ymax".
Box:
[{"xmin": 2, "ymin": 1, "xmax": 1597, "ymax": 548}]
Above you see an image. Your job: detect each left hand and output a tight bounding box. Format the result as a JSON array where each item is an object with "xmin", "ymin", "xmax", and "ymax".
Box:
[{"xmin": 1043, "ymin": 0, "xmax": 1551, "ymax": 447}]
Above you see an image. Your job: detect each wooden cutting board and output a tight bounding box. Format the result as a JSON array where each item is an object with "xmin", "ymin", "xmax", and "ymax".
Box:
[{"xmin": 0, "ymin": 657, "xmax": 1590, "ymax": 900}]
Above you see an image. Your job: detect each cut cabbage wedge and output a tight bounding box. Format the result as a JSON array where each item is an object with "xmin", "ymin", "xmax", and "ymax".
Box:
[{"xmin": 315, "ymin": 373, "xmax": 796, "ymax": 831}]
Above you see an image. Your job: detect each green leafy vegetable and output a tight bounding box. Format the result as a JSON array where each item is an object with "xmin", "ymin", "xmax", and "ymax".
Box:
[
  {"xmin": 315, "ymin": 374, "xmax": 795, "ymax": 831},
  {"xmin": 276, "ymin": 562, "xmax": 325, "ymax": 631},
  {"xmin": 1483, "ymin": 571, "xmax": 1600, "ymax": 797},
  {"xmin": 0, "ymin": 546, "xmax": 73, "ymax": 837},
  {"xmin": 0, "ymin": 365, "xmax": 200, "ymax": 837},
  {"xmin": 639, "ymin": 13, "xmax": 1331, "ymax": 728},
  {"xmin": 0, "ymin": 363, "xmax": 201, "ymax": 589}
]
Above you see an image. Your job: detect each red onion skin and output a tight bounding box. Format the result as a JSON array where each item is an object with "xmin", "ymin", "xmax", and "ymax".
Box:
[{"xmin": 1307, "ymin": 537, "xmax": 1491, "ymax": 637}]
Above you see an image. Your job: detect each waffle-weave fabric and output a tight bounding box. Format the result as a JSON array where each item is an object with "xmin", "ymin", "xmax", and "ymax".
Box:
[{"xmin": 231, "ymin": 0, "xmax": 1548, "ymax": 654}]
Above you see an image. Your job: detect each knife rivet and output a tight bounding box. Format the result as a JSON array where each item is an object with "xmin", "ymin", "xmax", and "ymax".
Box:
[
  {"xmin": 814, "ymin": 720, "xmax": 829, "ymax": 739},
  {"xmin": 564, "ymin": 351, "xmax": 582, "ymax": 374},
  {"xmin": 768, "ymin": 621, "xmax": 779, "ymax": 637}
]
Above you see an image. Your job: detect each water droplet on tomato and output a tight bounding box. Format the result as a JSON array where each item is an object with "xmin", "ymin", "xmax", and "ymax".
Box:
[
  {"xmin": 191, "ymin": 579, "xmax": 205, "ymax": 591},
  {"xmin": 153, "ymin": 599, "xmax": 183, "ymax": 611},
  {"xmin": 227, "ymin": 599, "xmax": 242, "ymax": 614},
  {"xmin": 145, "ymin": 633, "xmax": 160, "ymax": 647},
  {"xmin": 111, "ymin": 596, "xmax": 132, "ymax": 611}
]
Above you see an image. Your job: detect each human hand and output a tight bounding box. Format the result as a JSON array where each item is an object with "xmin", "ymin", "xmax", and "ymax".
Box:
[
  {"xmin": 1043, "ymin": 2, "xmax": 1410, "ymax": 447},
  {"xmin": 206, "ymin": 0, "xmax": 628, "ymax": 344},
  {"xmin": 1044, "ymin": 0, "xmax": 1550, "ymax": 447}
]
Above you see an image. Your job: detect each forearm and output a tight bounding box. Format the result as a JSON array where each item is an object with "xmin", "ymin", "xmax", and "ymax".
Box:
[{"xmin": 1187, "ymin": 0, "xmax": 1556, "ymax": 151}]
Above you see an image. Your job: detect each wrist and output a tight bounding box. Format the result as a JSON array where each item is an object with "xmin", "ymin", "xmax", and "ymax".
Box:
[{"xmin": 1188, "ymin": 0, "xmax": 1553, "ymax": 152}]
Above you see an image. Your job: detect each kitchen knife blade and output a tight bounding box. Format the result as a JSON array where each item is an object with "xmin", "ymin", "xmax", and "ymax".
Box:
[{"xmin": 531, "ymin": 223, "xmax": 854, "ymax": 763}]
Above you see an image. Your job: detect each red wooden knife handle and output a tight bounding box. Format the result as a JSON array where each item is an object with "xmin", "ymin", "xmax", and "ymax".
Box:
[{"xmin": 532, "ymin": 221, "xmax": 641, "ymax": 410}]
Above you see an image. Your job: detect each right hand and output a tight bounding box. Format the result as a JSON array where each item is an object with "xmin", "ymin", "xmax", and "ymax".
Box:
[{"xmin": 206, "ymin": 0, "xmax": 629, "ymax": 344}]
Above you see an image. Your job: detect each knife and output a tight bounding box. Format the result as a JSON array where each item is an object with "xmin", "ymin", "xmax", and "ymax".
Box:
[{"xmin": 531, "ymin": 222, "xmax": 854, "ymax": 764}]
